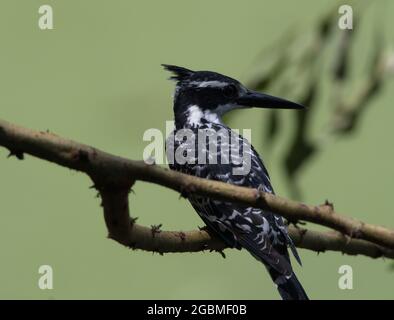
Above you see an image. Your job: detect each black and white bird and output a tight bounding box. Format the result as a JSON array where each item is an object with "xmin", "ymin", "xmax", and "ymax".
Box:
[{"xmin": 163, "ymin": 64, "xmax": 308, "ymax": 300}]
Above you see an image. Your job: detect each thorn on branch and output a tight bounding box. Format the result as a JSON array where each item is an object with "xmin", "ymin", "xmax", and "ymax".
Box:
[
  {"xmin": 128, "ymin": 242, "xmax": 137, "ymax": 250},
  {"xmin": 177, "ymin": 231, "xmax": 186, "ymax": 241},
  {"xmin": 198, "ymin": 225, "xmax": 209, "ymax": 232},
  {"xmin": 7, "ymin": 149, "xmax": 24, "ymax": 160},
  {"xmin": 297, "ymin": 228, "xmax": 308, "ymax": 244},
  {"xmin": 89, "ymin": 184, "xmax": 98, "ymax": 190},
  {"xmin": 152, "ymin": 248, "xmax": 164, "ymax": 256},
  {"xmin": 254, "ymin": 184, "xmax": 265, "ymax": 200},
  {"xmin": 151, "ymin": 224, "xmax": 162, "ymax": 237},
  {"xmin": 322, "ymin": 199, "xmax": 334, "ymax": 212},
  {"xmin": 130, "ymin": 216, "xmax": 138, "ymax": 226},
  {"xmin": 210, "ymin": 249, "xmax": 226, "ymax": 259}
]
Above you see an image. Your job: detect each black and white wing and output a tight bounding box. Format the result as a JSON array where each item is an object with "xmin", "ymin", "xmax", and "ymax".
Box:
[{"xmin": 167, "ymin": 123, "xmax": 301, "ymax": 276}]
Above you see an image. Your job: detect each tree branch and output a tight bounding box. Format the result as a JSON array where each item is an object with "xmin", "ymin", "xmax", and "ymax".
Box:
[{"xmin": 1, "ymin": 118, "xmax": 393, "ymax": 259}]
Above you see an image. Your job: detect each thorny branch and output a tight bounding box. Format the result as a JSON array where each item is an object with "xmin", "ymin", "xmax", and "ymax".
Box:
[{"xmin": 0, "ymin": 118, "xmax": 393, "ymax": 259}]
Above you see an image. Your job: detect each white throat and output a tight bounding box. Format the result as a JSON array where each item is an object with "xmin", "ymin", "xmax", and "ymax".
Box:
[{"xmin": 185, "ymin": 104, "xmax": 236, "ymax": 126}]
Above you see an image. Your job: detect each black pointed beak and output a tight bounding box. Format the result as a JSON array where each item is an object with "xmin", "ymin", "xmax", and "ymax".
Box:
[{"xmin": 236, "ymin": 90, "xmax": 305, "ymax": 110}]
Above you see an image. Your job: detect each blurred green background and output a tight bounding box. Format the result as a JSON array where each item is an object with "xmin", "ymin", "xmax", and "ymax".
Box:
[{"xmin": 0, "ymin": 0, "xmax": 393, "ymax": 299}]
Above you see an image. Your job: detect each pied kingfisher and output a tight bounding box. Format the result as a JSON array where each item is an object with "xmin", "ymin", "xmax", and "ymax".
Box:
[{"xmin": 163, "ymin": 64, "xmax": 308, "ymax": 300}]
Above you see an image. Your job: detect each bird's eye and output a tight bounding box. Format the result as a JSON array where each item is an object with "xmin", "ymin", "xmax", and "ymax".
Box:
[{"xmin": 223, "ymin": 84, "xmax": 237, "ymax": 98}]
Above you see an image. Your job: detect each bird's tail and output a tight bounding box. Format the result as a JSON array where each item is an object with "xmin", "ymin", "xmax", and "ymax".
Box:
[{"xmin": 270, "ymin": 270, "xmax": 309, "ymax": 300}]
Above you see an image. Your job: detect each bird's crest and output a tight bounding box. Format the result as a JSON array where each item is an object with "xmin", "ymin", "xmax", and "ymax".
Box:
[{"xmin": 162, "ymin": 64, "xmax": 194, "ymax": 82}]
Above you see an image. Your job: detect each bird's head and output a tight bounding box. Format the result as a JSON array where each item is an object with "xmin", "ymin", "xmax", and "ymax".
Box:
[{"xmin": 163, "ymin": 64, "xmax": 304, "ymax": 127}]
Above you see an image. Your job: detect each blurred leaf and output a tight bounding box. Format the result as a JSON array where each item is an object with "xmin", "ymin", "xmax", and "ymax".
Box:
[
  {"xmin": 284, "ymin": 78, "xmax": 319, "ymax": 179},
  {"xmin": 264, "ymin": 109, "xmax": 281, "ymax": 146},
  {"xmin": 250, "ymin": 53, "xmax": 289, "ymax": 92},
  {"xmin": 332, "ymin": 30, "xmax": 353, "ymax": 80},
  {"xmin": 243, "ymin": 0, "xmax": 390, "ymax": 199},
  {"xmin": 331, "ymin": 29, "xmax": 385, "ymax": 135}
]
